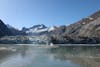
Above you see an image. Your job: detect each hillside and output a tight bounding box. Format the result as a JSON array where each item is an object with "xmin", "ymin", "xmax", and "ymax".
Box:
[
  {"xmin": 0, "ymin": 20, "xmax": 12, "ymax": 36},
  {"xmin": 50, "ymin": 11, "xmax": 100, "ymax": 44},
  {"xmin": 0, "ymin": 11, "xmax": 100, "ymax": 44}
]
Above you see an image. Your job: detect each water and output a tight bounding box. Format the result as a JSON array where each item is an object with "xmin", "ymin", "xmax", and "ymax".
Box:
[{"xmin": 0, "ymin": 44, "xmax": 100, "ymax": 67}]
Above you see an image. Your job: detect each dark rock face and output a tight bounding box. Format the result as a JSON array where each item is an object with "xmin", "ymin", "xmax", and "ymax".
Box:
[
  {"xmin": 6, "ymin": 24, "xmax": 26, "ymax": 35},
  {"xmin": 0, "ymin": 20, "xmax": 26, "ymax": 37},
  {"xmin": 0, "ymin": 20, "xmax": 12, "ymax": 36},
  {"xmin": 50, "ymin": 11, "xmax": 100, "ymax": 44}
]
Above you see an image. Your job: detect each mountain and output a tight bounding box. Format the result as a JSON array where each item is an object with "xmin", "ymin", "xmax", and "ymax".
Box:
[
  {"xmin": 50, "ymin": 10, "xmax": 100, "ymax": 44},
  {"xmin": 0, "ymin": 20, "xmax": 26, "ymax": 37},
  {"xmin": 6, "ymin": 24, "xmax": 26, "ymax": 35},
  {"xmin": 1, "ymin": 10, "xmax": 100, "ymax": 44},
  {"xmin": 22, "ymin": 24, "xmax": 55, "ymax": 35},
  {"xmin": 0, "ymin": 20, "xmax": 12, "ymax": 36}
]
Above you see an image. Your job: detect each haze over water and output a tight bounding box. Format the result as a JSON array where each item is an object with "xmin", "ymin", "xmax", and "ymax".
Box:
[{"xmin": 0, "ymin": 44, "xmax": 100, "ymax": 67}]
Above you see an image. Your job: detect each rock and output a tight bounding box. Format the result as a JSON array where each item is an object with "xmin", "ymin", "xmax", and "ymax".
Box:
[
  {"xmin": 6, "ymin": 24, "xmax": 26, "ymax": 35},
  {"xmin": 0, "ymin": 19, "xmax": 12, "ymax": 36},
  {"xmin": 50, "ymin": 10, "xmax": 100, "ymax": 44}
]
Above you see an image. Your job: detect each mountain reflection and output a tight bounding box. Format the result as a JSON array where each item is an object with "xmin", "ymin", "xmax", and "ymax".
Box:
[
  {"xmin": 0, "ymin": 45, "xmax": 100, "ymax": 67},
  {"xmin": 49, "ymin": 47, "xmax": 100, "ymax": 67}
]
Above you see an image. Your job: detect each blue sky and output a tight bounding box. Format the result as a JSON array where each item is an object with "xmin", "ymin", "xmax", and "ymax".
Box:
[{"xmin": 0, "ymin": 0, "xmax": 100, "ymax": 29}]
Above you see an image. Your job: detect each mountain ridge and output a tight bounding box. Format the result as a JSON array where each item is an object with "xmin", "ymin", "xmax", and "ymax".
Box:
[
  {"xmin": 50, "ymin": 10, "xmax": 100, "ymax": 44},
  {"xmin": 0, "ymin": 10, "xmax": 100, "ymax": 44}
]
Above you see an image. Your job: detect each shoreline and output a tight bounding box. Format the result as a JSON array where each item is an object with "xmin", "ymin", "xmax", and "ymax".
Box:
[{"xmin": 0, "ymin": 44, "xmax": 100, "ymax": 47}]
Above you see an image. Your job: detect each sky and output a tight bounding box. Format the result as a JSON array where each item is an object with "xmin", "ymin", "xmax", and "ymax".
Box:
[{"xmin": 0, "ymin": 0, "xmax": 100, "ymax": 29}]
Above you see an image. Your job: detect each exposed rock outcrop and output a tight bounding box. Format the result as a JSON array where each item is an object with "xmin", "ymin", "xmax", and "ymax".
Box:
[
  {"xmin": 7, "ymin": 24, "xmax": 26, "ymax": 35},
  {"xmin": 0, "ymin": 20, "xmax": 12, "ymax": 36},
  {"xmin": 50, "ymin": 10, "xmax": 100, "ymax": 44}
]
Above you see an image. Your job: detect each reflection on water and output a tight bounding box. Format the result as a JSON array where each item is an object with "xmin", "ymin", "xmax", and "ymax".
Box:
[
  {"xmin": 0, "ymin": 44, "xmax": 100, "ymax": 67},
  {"xmin": 49, "ymin": 47, "xmax": 100, "ymax": 67}
]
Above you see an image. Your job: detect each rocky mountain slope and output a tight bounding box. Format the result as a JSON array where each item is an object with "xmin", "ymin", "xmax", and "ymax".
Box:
[
  {"xmin": 0, "ymin": 20, "xmax": 12, "ymax": 36},
  {"xmin": 6, "ymin": 24, "xmax": 26, "ymax": 35},
  {"xmin": 0, "ymin": 20, "xmax": 26, "ymax": 37},
  {"xmin": 50, "ymin": 10, "xmax": 100, "ymax": 44}
]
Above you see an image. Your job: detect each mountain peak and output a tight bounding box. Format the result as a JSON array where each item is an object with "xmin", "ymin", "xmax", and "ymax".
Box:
[
  {"xmin": 30, "ymin": 24, "xmax": 47, "ymax": 29},
  {"xmin": 21, "ymin": 24, "xmax": 48, "ymax": 35}
]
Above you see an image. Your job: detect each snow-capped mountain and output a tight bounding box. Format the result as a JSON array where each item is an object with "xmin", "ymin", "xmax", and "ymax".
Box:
[{"xmin": 22, "ymin": 24, "xmax": 55, "ymax": 35}]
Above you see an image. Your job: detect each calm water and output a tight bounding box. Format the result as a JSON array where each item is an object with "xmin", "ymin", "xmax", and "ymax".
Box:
[{"xmin": 0, "ymin": 44, "xmax": 100, "ymax": 67}]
